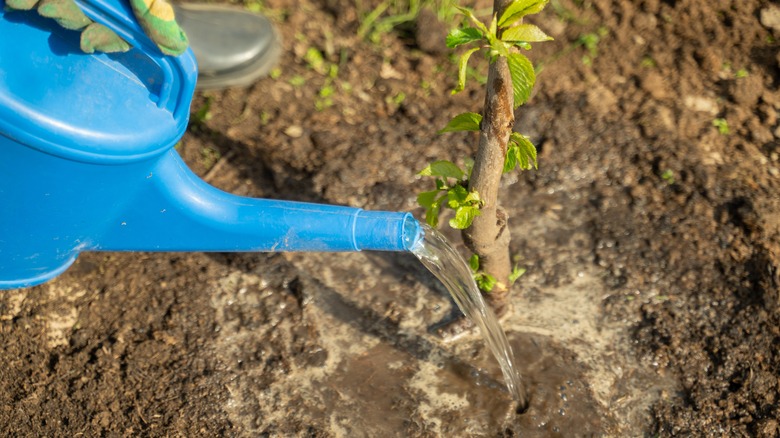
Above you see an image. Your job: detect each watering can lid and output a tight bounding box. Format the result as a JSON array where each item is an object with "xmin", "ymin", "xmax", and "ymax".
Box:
[{"xmin": 0, "ymin": 1, "xmax": 197, "ymax": 164}]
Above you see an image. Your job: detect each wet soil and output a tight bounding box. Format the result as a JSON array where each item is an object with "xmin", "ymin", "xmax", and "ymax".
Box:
[{"xmin": 2, "ymin": 0, "xmax": 780, "ymax": 435}]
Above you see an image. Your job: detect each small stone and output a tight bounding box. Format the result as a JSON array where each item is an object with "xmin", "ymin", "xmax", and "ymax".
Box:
[
  {"xmin": 770, "ymin": 167, "xmax": 779, "ymax": 177},
  {"xmin": 284, "ymin": 125, "xmax": 303, "ymax": 138},
  {"xmin": 683, "ymin": 95, "xmax": 718, "ymax": 115},
  {"xmin": 641, "ymin": 71, "xmax": 670, "ymax": 100},
  {"xmin": 379, "ymin": 62, "xmax": 404, "ymax": 80},
  {"xmin": 760, "ymin": 5, "xmax": 780, "ymax": 35}
]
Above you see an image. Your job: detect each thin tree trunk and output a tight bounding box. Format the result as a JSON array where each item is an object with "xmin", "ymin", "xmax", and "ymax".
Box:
[{"xmin": 462, "ymin": 0, "xmax": 515, "ymax": 317}]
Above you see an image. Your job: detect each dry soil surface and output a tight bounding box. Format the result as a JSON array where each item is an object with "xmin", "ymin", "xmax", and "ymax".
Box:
[{"xmin": 2, "ymin": 0, "xmax": 780, "ymax": 436}]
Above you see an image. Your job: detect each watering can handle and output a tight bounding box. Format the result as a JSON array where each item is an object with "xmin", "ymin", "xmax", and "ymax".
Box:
[{"xmin": 73, "ymin": 0, "xmax": 196, "ymax": 117}]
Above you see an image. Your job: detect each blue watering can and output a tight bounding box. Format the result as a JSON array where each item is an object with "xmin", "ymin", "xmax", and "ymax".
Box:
[{"xmin": 0, "ymin": 0, "xmax": 422, "ymax": 289}]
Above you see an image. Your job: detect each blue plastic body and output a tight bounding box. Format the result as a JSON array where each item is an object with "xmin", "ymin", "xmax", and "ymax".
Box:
[{"xmin": 0, "ymin": 0, "xmax": 422, "ymax": 289}]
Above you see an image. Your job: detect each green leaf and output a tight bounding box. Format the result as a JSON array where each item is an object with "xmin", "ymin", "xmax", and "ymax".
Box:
[
  {"xmin": 712, "ymin": 118, "xmax": 730, "ymax": 135},
  {"xmin": 506, "ymin": 52, "xmax": 536, "ymax": 107},
  {"xmin": 304, "ymin": 47, "xmax": 327, "ymax": 75},
  {"xmin": 425, "ymin": 205, "xmax": 440, "ymax": 227},
  {"xmin": 469, "ymin": 254, "xmax": 480, "ymax": 272},
  {"xmin": 508, "ymin": 265, "xmax": 526, "ymax": 285},
  {"xmin": 424, "ymin": 194, "xmax": 447, "ymax": 228},
  {"xmin": 504, "ymin": 133, "xmax": 538, "ymax": 172},
  {"xmin": 475, "ymin": 273, "xmax": 497, "ymax": 292},
  {"xmin": 449, "ymin": 205, "xmax": 481, "ymax": 229},
  {"xmin": 489, "ymin": 40, "xmax": 511, "ymax": 60},
  {"xmin": 447, "ymin": 186, "xmax": 481, "ymax": 209},
  {"xmin": 514, "ymin": 133, "xmax": 538, "ymax": 169},
  {"xmin": 503, "ymin": 145, "xmax": 518, "ymax": 173},
  {"xmin": 439, "ymin": 112, "xmax": 483, "ymax": 133},
  {"xmin": 455, "ymin": 6, "xmax": 489, "ymax": 35},
  {"xmin": 419, "ymin": 160, "xmax": 465, "ymax": 179},
  {"xmin": 447, "ymin": 185, "xmax": 470, "ymax": 208},
  {"xmin": 417, "ymin": 190, "xmax": 441, "ymax": 209},
  {"xmin": 454, "ymin": 47, "xmax": 481, "ymax": 94},
  {"xmin": 498, "ymin": 0, "xmax": 549, "ymax": 27},
  {"xmin": 464, "ymin": 189, "xmax": 481, "ymax": 205},
  {"xmin": 446, "ymin": 27, "xmax": 484, "ymax": 48},
  {"xmin": 502, "ymin": 23, "xmax": 553, "ymax": 43}
]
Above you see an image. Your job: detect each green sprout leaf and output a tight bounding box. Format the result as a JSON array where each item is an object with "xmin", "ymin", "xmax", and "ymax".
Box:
[
  {"xmin": 419, "ymin": 160, "xmax": 465, "ymax": 180},
  {"xmin": 439, "ymin": 112, "xmax": 483, "ymax": 133},
  {"xmin": 454, "ymin": 47, "xmax": 481, "ymax": 94},
  {"xmin": 471, "ymin": 254, "xmax": 500, "ymax": 292},
  {"xmin": 449, "ymin": 205, "xmax": 481, "ymax": 229},
  {"xmin": 506, "ymin": 52, "xmax": 536, "ymax": 107},
  {"xmin": 503, "ymin": 147, "xmax": 518, "ymax": 173},
  {"xmin": 508, "ymin": 265, "xmax": 526, "ymax": 285},
  {"xmin": 417, "ymin": 190, "xmax": 441, "ymax": 209},
  {"xmin": 520, "ymin": 140, "xmax": 538, "ymax": 170},
  {"xmin": 469, "ymin": 254, "xmax": 480, "ymax": 272},
  {"xmin": 502, "ymin": 23, "xmax": 553, "ymax": 43},
  {"xmin": 419, "ymin": 192, "xmax": 447, "ymax": 228},
  {"xmin": 464, "ymin": 189, "xmax": 481, "ymax": 204},
  {"xmin": 661, "ymin": 169, "xmax": 675, "ymax": 185},
  {"xmin": 447, "ymin": 184, "xmax": 470, "ymax": 208},
  {"xmin": 425, "ymin": 198, "xmax": 444, "ymax": 227},
  {"xmin": 446, "ymin": 185, "xmax": 481, "ymax": 208},
  {"xmin": 498, "ymin": 0, "xmax": 549, "ymax": 27},
  {"xmin": 488, "ymin": 40, "xmax": 511, "ymax": 60},
  {"xmin": 455, "ymin": 6, "xmax": 489, "ymax": 36},
  {"xmin": 446, "ymin": 27, "xmax": 484, "ymax": 48},
  {"xmin": 304, "ymin": 47, "xmax": 327, "ymax": 75},
  {"xmin": 712, "ymin": 118, "xmax": 730, "ymax": 135},
  {"xmin": 503, "ymin": 132, "xmax": 538, "ymax": 173},
  {"xmin": 475, "ymin": 272, "xmax": 497, "ymax": 292}
]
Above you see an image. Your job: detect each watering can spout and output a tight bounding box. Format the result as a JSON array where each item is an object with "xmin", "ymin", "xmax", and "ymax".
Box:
[
  {"xmin": 0, "ymin": 147, "xmax": 423, "ymax": 289},
  {"xmin": 97, "ymin": 151, "xmax": 423, "ymax": 254}
]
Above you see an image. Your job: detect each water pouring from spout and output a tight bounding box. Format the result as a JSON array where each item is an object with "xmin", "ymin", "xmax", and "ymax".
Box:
[{"xmin": 412, "ymin": 225, "xmax": 528, "ymax": 407}]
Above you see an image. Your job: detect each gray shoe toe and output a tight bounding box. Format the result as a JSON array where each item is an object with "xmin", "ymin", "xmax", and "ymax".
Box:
[{"xmin": 173, "ymin": 3, "xmax": 282, "ymax": 90}]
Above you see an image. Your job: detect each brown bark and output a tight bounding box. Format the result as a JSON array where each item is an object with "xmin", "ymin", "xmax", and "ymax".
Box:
[{"xmin": 462, "ymin": 0, "xmax": 515, "ymax": 318}]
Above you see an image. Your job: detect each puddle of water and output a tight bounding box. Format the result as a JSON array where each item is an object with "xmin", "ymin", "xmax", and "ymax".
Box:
[
  {"xmin": 411, "ymin": 224, "xmax": 526, "ymax": 407},
  {"xmin": 431, "ymin": 332, "xmax": 608, "ymax": 436}
]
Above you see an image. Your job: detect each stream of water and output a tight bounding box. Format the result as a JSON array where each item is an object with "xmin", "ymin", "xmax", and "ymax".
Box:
[{"xmin": 410, "ymin": 224, "xmax": 527, "ymax": 407}]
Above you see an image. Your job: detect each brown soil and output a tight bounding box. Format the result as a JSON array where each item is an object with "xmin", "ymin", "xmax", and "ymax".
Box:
[{"xmin": 2, "ymin": 0, "xmax": 780, "ymax": 436}]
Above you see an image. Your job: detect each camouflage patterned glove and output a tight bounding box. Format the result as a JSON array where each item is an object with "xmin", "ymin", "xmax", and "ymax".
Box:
[{"xmin": 4, "ymin": 0, "xmax": 188, "ymax": 55}]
